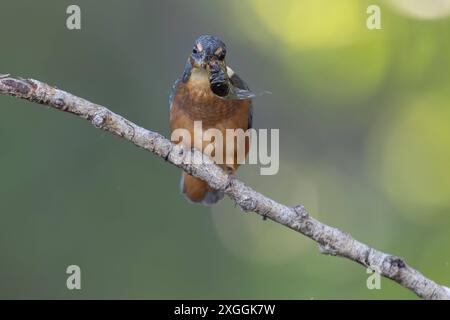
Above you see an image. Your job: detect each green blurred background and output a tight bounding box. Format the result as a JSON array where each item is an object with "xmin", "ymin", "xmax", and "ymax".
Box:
[{"xmin": 1, "ymin": 0, "xmax": 449, "ymax": 299}]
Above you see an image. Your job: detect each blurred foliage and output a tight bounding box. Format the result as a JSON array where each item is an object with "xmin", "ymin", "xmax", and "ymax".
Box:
[{"xmin": 0, "ymin": 0, "xmax": 449, "ymax": 299}]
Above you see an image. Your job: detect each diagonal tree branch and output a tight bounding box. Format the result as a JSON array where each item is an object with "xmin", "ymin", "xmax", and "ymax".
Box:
[{"xmin": 1, "ymin": 73, "xmax": 449, "ymax": 300}]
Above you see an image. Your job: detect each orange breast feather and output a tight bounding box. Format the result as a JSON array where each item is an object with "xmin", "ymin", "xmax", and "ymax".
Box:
[{"xmin": 170, "ymin": 81, "xmax": 251, "ymax": 171}]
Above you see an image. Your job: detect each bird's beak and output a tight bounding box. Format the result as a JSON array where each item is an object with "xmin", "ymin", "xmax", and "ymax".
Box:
[
  {"xmin": 190, "ymin": 52, "xmax": 207, "ymax": 69},
  {"xmin": 189, "ymin": 53, "xmax": 237, "ymax": 98}
]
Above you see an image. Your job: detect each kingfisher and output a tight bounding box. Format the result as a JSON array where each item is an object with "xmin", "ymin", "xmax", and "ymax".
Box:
[{"xmin": 169, "ymin": 35, "xmax": 254, "ymax": 205}]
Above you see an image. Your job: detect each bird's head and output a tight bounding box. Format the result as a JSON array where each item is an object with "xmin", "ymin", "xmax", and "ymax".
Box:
[{"xmin": 188, "ymin": 35, "xmax": 230, "ymax": 97}]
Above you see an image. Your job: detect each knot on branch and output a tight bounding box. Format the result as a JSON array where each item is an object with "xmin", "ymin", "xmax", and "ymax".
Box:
[
  {"xmin": 224, "ymin": 173, "xmax": 236, "ymax": 192},
  {"xmin": 293, "ymin": 204, "xmax": 309, "ymax": 220},
  {"xmin": 0, "ymin": 78, "xmax": 31, "ymax": 95},
  {"xmin": 318, "ymin": 242, "xmax": 339, "ymax": 256},
  {"xmin": 363, "ymin": 248, "xmax": 373, "ymax": 266},
  {"xmin": 239, "ymin": 195, "xmax": 257, "ymax": 212},
  {"xmin": 91, "ymin": 111, "xmax": 109, "ymax": 128},
  {"xmin": 51, "ymin": 96, "xmax": 66, "ymax": 110},
  {"xmin": 383, "ymin": 255, "xmax": 406, "ymax": 279},
  {"xmin": 169, "ymin": 143, "xmax": 189, "ymax": 165}
]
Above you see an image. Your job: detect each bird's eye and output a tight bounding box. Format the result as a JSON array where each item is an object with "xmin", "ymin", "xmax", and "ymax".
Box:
[
  {"xmin": 192, "ymin": 46, "xmax": 199, "ymax": 54},
  {"xmin": 215, "ymin": 48, "xmax": 226, "ymax": 60},
  {"xmin": 215, "ymin": 50, "xmax": 225, "ymax": 61}
]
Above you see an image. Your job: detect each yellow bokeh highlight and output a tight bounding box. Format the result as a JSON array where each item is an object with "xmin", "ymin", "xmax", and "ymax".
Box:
[
  {"xmin": 387, "ymin": 0, "xmax": 450, "ymax": 20},
  {"xmin": 368, "ymin": 93, "xmax": 450, "ymax": 218},
  {"xmin": 229, "ymin": 0, "xmax": 389, "ymax": 106},
  {"xmin": 250, "ymin": 0, "xmax": 365, "ymax": 49},
  {"xmin": 287, "ymin": 39, "xmax": 388, "ymax": 106}
]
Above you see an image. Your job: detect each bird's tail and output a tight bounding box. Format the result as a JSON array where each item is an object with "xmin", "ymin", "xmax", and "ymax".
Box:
[{"xmin": 180, "ymin": 172, "xmax": 224, "ymax": 205}]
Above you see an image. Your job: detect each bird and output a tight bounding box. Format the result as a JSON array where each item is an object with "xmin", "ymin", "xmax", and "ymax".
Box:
[{"xmin": 169, "ymin": 35, "xmax": 254, "ymax": 205}]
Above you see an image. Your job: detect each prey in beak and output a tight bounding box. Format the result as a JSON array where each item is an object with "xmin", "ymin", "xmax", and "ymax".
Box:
[{"xmin": 187, "ymin": 35, "xmax": 255, "ymax": 100}]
